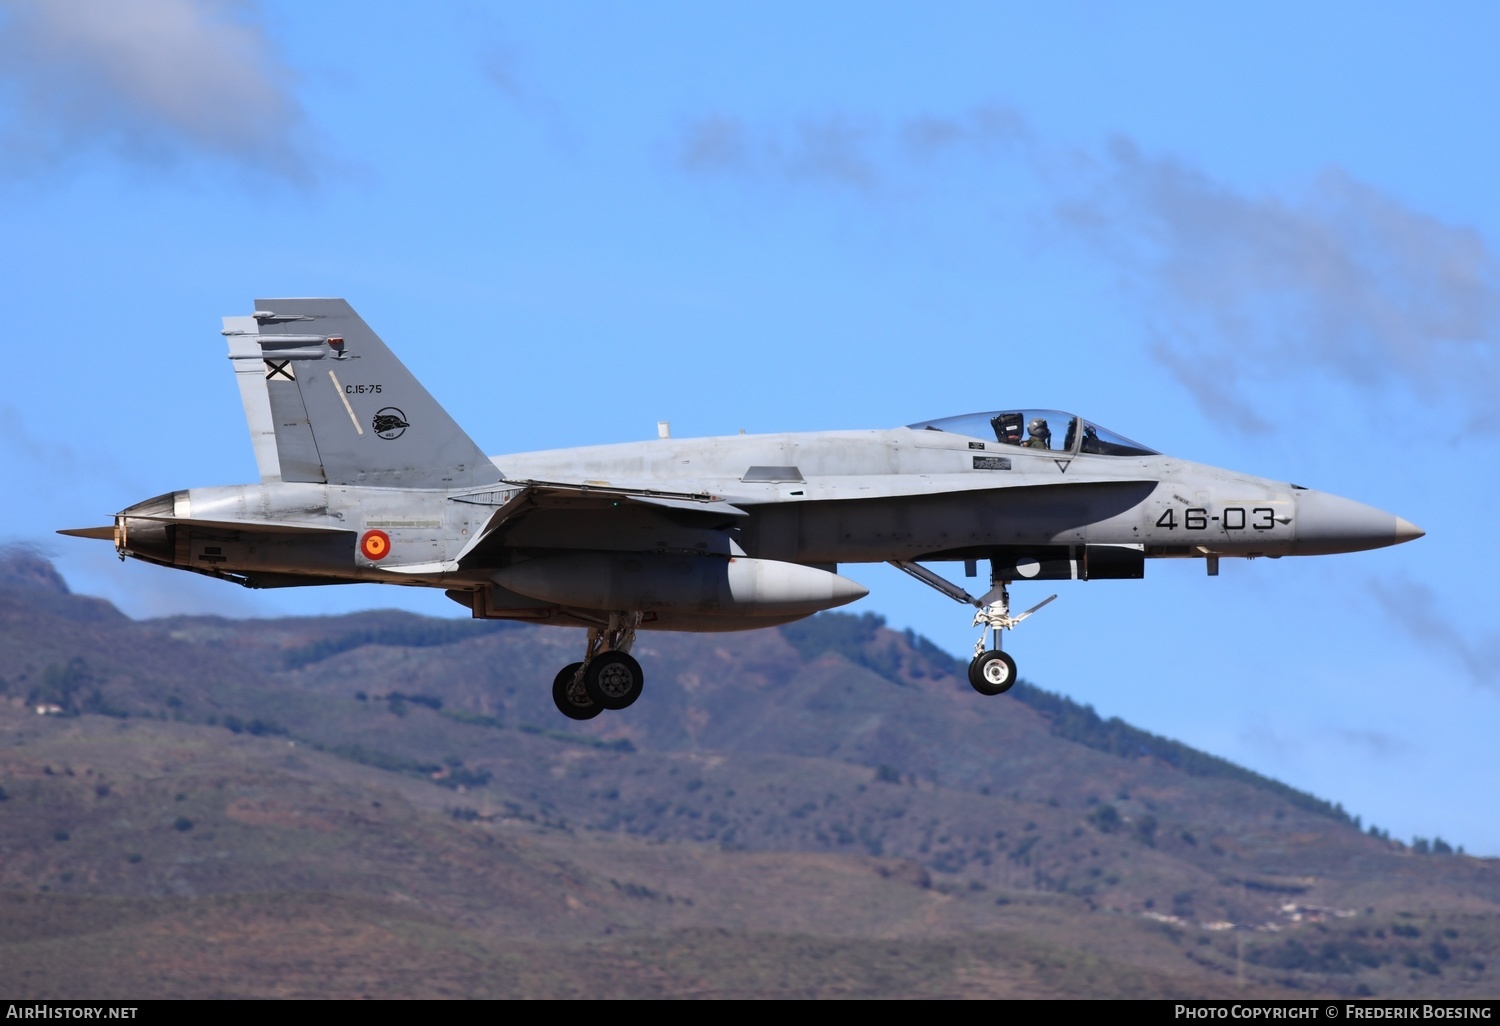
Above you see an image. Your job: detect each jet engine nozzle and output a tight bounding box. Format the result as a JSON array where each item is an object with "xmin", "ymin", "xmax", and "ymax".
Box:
[{"xmin": 114, "ymin": 490, "xmax": 188, "ymax": 563}]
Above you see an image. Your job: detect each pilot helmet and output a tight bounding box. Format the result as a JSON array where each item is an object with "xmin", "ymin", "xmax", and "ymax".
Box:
[{"xmin": 1027, "ymin": 418, "xmax": 1048, "ymax": 437}]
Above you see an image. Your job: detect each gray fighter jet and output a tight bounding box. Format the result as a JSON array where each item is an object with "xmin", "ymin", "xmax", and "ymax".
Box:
[{"xmin": 61, "ymin": 299, "xmax": 1424, "ymax": 719}]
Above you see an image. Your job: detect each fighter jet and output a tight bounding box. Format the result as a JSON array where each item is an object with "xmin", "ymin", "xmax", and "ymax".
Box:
[{"xmin": 61, "ymin": 299, "xmax": 1424, "ymax": 719}]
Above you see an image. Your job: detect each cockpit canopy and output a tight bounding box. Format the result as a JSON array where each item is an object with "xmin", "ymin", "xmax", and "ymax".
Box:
[{"xmin": 906, "ymin": 410, "xmax": 1159, "ymax": 457}]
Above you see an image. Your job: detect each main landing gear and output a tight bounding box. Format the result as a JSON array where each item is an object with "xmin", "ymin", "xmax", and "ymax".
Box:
[
  {"xmin": 551, "ymin": 612, "xmax": 646, "ymax": 720},
  {"xmin": 889, "ymin": 561, "xmax": 1056, "ymax": 698}
]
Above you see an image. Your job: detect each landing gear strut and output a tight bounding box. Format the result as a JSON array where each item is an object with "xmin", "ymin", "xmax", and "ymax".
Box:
[
  {"xmin": 968, "ymin": 582, "xmax": 1055, "ymax": 695},
  {"xmin": 549, "ymin": 612, "xmax": 646, "ymax": 719},
  {"xmin": 889, "ymin": 561, "xmax": 1056, "ymax": 698}
]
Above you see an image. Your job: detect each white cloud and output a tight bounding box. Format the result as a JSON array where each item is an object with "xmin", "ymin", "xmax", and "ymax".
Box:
[
  {"xmin": 675, "ymin": 104, "xmax": 1029, "ymax": 192},
  {"xmin": 1057, "ymin": 140, "xmax": 1500, "ymax": 426},
  {"xmin": 676, "ymin": 113, "xmax": 883, "ymax": 191},
  {"xmin": 671, "ymin": 105, "xmax": 1500, "ymax": 428},
  {"xmin": 1333, "ymin": 727, "xmax": 1412, "ymax": 760},
  {"xmin": 480, "ymin": 41, "xmax": 574, "ymax": 152},
  {"xmin": 0, "ymin": 0, "xmax": 310, "ymax": 179},
  {"xmin": 1371, "ymin": 574, "xmax": 1500, "ymax": 692}
]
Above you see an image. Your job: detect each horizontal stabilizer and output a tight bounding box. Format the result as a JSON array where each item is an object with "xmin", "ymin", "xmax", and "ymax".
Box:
[
  {"xmin": 115, "ymin": 515, "xmax": 351, "ymax": 536},
  {"xmin": 57, "ymin": 526, "xmax": 115, "ymax": 541}
]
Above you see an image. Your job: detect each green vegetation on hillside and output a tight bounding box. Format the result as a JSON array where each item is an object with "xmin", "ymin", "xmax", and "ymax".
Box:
[
  {"xmin": 1008, "ymin": 679, "xmax": 1355, "ymax": 826},
  {"xmin": 281, "ymin": 618, "xmax": 512, "ymax": 669},
  {"xmin": 781, "ymin": 611, "xmax": 891, "ymax": 670},
  {"xmin": 781, "ymin": 612, "xmax": 1356, "ymax": 826},
  {"xmin": 25, "ymin": 658, "xmax": 128, "ymax": 718}
]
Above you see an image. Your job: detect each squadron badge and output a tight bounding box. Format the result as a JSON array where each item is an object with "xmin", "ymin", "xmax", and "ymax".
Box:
[{"xmin": 372, "ymin": 407, "xmax": 409, "ymax": 440}]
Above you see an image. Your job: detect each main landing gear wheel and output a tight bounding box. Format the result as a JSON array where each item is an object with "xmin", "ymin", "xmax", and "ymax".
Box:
[
  {"xmin": 968, "ymin": 650, "xmax": 1017, "ymax": 696},
  {"xmin": 549, "ymin": 612, "xmax": 646, "ymax": 719},
  {"xmin": 584, "ymin": 650, "xmax": 644, "ymax": 710},
  {"xmin": 552, "ymin": 662, "xmax": 601, "ymax": 720}
]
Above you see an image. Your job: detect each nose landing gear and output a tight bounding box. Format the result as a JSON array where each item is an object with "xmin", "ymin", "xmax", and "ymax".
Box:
[
  {"xmin": 889, "ymin": 561, "xmax": 1055, "ymax": 697},
  {"xmin": 967, "ymin": 583, "xmax": 1055, "ymax": 695},
  {"xmin": 550, "ymin": 612, "xmax": 647, "ymax": 720}
]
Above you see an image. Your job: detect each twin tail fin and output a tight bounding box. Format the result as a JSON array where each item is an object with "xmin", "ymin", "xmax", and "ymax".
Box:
[{"xmin": 224, "ymin": 298, "xmax": 501, "ymax": 489}]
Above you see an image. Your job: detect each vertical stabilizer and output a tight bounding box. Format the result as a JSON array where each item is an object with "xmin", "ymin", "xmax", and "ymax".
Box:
[{"xmin": 236, "ymin": 298, "xmax": 501, "ymax": 489}]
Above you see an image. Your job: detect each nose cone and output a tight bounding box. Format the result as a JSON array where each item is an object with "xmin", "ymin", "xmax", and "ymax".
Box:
[
  {"xmin": 1395, "ymin": 517, "xmax": 1426, "ymax": 544},
  {"xmin": 1293, "ymin": 490, "xmax": 1425, "ymax": 555}
]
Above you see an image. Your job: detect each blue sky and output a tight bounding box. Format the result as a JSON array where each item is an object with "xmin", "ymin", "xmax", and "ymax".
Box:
[{"xmin": 2, "ymin": 1, "xmax": 1497, "ymax": 852}]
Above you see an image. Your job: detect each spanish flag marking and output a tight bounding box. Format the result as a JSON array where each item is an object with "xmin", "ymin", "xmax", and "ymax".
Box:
[{"xmin": 360, "ymin": 530, "xmax": 391, "ymax": 561}]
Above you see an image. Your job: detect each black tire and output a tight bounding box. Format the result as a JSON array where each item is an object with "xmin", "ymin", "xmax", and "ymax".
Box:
[
  {"xmin": 968, "ymin": 650, "xmax": 1017, "ymax": 696},
  {"xmin": 552, "ymin": 662, "xmax": 601, "ymax": 720},
  {"xmin": 584, "ymin": 650, "xmax": 644, "ymax": 710}
]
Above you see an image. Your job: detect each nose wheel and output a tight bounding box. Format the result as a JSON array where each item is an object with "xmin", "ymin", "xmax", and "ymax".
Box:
[
  {"xmin": 965, "ymin": 582, "xmax": 1053, "ymax": 696},
  {"xmin": 549, "ymin": 613, "xmax": 647, "ymax": 719},
  {"xmin": 889, "ymin": 561, "xmax": 1055, "ymax": 698},
  {"xmin": 969, "ymin": 649, "xmax": 1017, "ymax": 695}
]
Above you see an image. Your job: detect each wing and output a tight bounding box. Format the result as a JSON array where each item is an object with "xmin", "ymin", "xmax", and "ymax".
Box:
[{"xmin": 453, "ymin": 480, "xmax": 748, "ymax": 569}]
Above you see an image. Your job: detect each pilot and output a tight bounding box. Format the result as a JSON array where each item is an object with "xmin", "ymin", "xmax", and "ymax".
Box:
[{"xmin": 1022, "ymin": 418, "xmax": 1051, "ymax": 450}]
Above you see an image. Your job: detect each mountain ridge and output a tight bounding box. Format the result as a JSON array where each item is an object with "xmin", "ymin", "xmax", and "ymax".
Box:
[{"xmin": 0, "ymin": 551, "xmax": 1493, "ymax": 998}]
